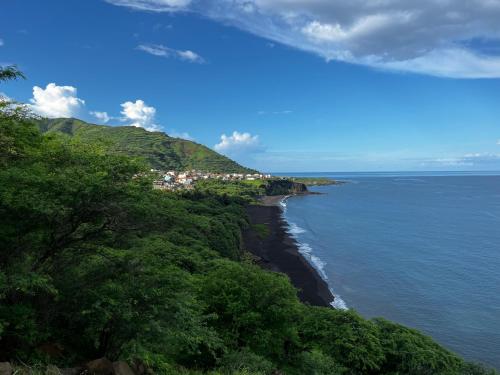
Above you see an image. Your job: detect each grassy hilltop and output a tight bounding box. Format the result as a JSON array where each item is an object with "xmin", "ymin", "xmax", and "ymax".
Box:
[{"xmin": 37, "ymin": 118, "xmax": 256, "ymax": 174}]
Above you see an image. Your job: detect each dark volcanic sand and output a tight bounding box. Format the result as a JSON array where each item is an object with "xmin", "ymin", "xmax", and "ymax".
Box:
[{"xmin": 243, "ymin": 200, "xmax": 334, "ymax": 307}]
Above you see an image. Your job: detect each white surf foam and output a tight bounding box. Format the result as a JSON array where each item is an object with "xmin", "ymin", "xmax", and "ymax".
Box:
[
  {"xmin": 330, "ymin": 290, "xmax": 348, "ymax": 310},
  {"xmin": 288, "ymin": 222, "xmax": 306, "ymax": 235},
  {"xmin": 279, "ymin": 196, "xmax": 289, "ymax": 212},
  {"xmin": 278, "ymin": 199, "xmax": 348, "ymax": 310}
]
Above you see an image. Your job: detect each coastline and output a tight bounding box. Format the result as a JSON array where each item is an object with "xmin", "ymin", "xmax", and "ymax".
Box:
[{"xmin": 243, "ymin": 195, "xmax": 335, "ymax": 307}]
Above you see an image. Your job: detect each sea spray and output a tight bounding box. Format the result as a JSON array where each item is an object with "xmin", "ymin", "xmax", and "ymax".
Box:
[{"xmin": 279, "ymin": 196, "xmax": 348, "ymax": 310}]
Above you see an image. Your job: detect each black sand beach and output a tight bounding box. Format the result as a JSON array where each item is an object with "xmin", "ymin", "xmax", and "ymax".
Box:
[{"xmin": 243, "ymin": 196, "xmax": 334, "ymax": 307}]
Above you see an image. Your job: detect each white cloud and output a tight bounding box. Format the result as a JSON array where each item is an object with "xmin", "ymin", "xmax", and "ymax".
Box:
[
  {"xmin": 430, "ymin": 157, "xmax": 474, "ymax": 167},
  {"xmin": 137, "ymin": 44, "xmax": 205, "ymax": 63},
  {"xmin": 302, "ymin": 13, "xmax": 409, "ymax": 44},
  {"xmin": 423, "ymin": 153, "xmax": 500, "ymax": 167},
  {"xmin": 376, "ymin": 48, "xmax": 500, "ymax": 79},
  {"xmin": 120, "ymin": 99, "xmax": 161, "ymax": 131},
  {"xmin": 90, "ymin": 111, "xmax": 111, "ymax": 123},
  {"xmin": 168, "ymin": 129, "xmax": 194, "ymax": 140},
  {"xmin": 463, "ymin": 152, "xmax": 500, "ymax": 162},
  {"xmin": 105, "ymin": 0, "xmax": 191, "ymax": 12},
  {"xmin": 214, "ymin": 131, "xmax": 264, "ymax": 155},
  {"xmin": 108, "ymin": 0, "xmax": 500, "ymax": 78},
  {"xmin": 176, "ymin": 49, "xmax": 204, "ymax": 63},
  {"xmin": 497, "ymin": 139, "xmax": 500, "ymax": 145},
  {"xmin": 137, "ymin": 44, "xmax": 168, "ymax": 57},
  {"xmin": 258, "ymin": 110, "xmax": 292, "ymax": 115},
  {"xmin": 95, "ymin": 100, "xmax": 192, "ymax": 137},
  {"xmin": 30, "ymin": 83, "xmax": 85, "ymax": 118}
]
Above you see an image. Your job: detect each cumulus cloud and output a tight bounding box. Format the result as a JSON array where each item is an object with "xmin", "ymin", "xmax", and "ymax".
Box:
[
  {"xmin": 120, "ymin": 99, "xmax": 161, "ymax": 131},
  {"xmin": 108, "ymin": 0, "xmax": 500, "ymax": 78},
  {"xmin": 90, "ymin": 111, "xmax": 111, "ymax": 123},
  {"xmin": 30, "ymin": 83, "xmax": 85, "ymax": 118},
  {"xmin": 214, "ymin": 131, "xmax": 264, "ymax": 155},
  {"xmin": 137, "ymin": 44, "xmax": 205, "ymax": 63}
]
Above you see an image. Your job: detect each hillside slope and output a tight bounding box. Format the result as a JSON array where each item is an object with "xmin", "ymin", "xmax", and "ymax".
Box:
[{"xmin": 37, "ymin": 118, "xmax": 256, "ymax": 173}]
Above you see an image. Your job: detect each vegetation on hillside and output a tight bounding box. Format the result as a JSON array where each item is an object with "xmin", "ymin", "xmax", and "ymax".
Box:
[
  {"xmin": 37, "ymin": 118, "xmax": 255, "ymax": 174},
  {"xmin": 194, "ymin": 178, "xmax": 311, "ymax": 200},
  {"xmin": 0, "ymin": 66, "xmax": 498, "ymax": 374}
]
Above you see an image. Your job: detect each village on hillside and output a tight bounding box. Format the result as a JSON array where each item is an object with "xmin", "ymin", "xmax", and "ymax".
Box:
[{"xmin": 152, "ymin": 169, "xmax": 272, "ymax": 191}]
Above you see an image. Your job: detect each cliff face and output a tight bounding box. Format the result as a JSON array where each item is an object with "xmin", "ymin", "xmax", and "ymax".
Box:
[{"xmin": 264, "ymin": 179, "xmax": 308, "ymax": 196}]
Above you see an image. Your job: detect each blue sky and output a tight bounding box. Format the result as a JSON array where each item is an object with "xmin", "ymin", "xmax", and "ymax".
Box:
[{"xmin": 1, "ymin": 0, "xmax": 500, "ymax": 172}]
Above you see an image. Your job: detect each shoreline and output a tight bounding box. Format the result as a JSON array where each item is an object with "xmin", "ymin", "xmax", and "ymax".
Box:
[{"xmin": 243, "ymin": 194, "xmax": 335, "ymax": 307}]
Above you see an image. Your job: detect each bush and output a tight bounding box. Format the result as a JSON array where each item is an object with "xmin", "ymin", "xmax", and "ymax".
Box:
[
  {"xmin": 199, "ymin": 260, "xmax": 302, "ymax": 362},
  {"xmin": 287, "ymin": 349, "xmax": 346, "ymax": 375},
  {"xmin": 217, "ymin": 348, "xmax": 275, "ymax": 374},
  {"xmin": 300, "ymin": 307, "xmax": 384, "ymax": 374},
  {"xmin": 374, "ymin": 318, "xmax": 463, "ymax": 375}
]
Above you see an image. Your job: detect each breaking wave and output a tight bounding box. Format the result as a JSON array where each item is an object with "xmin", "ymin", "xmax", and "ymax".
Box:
[{"xmin": 279, "ymin": 196, "xmax": 347, "ymax": 310}]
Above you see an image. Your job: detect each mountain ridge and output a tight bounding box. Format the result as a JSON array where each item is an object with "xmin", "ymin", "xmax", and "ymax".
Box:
[{"xmin": 37, "ymin": 117, "xmax": 256, "ymax": 174}]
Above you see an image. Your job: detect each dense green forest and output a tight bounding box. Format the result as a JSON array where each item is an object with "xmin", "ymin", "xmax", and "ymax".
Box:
[
  {"xmin": 38, "ymin": 118, "xmax": 255, "ymax": 174},
  {"xmin": 0, "ymin": 67, "xmax": 497, "ymax": 374}
]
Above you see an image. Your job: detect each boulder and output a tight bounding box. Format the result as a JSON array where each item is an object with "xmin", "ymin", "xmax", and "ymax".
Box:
[
  {"xmin": 0, "ymin": 363, "xmax": 12, "ymax": 375},
  {"xmin": 85, "ymin": 358, "xmax": 113, "ymax": 375},
  {"xmin": 130, "ymin": 362, "xmax": 145, "ymax": 375},
  {"xmin": 112, "ymin": 362, "xmax": 135, "ymax": 375}
]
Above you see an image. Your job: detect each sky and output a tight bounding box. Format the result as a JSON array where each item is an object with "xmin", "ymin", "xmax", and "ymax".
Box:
[{"xmin": 1, "ymin": 0, "xmax": 500, "ymax": 172}]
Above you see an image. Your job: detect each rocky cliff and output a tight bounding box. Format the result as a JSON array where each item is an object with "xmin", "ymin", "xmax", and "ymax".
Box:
[{"xmin": 264, "ymin": 179, "xmax": 308, "ymax": 196}]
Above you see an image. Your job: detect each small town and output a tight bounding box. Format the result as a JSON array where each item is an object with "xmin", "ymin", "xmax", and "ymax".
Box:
[{"xmin": 152, "ymin": 169, "xmax": 272, "ymax": 190}]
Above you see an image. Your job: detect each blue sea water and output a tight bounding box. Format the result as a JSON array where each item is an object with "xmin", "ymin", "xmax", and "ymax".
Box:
[{"xmin": 278, "ymin": 172, "xmax": 500, "ymax": 369}]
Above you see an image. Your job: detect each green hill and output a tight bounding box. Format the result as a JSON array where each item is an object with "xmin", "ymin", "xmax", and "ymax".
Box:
[{"xmin": 37, "ymin": 118, "xmax": 256, "ymax": 173}]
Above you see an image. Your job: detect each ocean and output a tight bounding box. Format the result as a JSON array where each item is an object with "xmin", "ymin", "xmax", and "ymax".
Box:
[{"xmin": 278, "ymin": 172, "xmax": 500, "ymax": 369}]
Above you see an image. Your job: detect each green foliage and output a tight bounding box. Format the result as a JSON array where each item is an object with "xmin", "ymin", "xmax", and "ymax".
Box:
[
  {"xmin": 0, "ymin": 65, "xmax": 26, "ymax": 82},
  {"xmin": 37, "ymin": 118, "xmax": 255, "ymax": 173},
  {"xmin": 263, "ymin": 179, "xmax": 307, "ymax": 196},
  {"xmin": 300, "ymin": 307, "xmax": 385, "ymax": 374},
  {"xmin": 216, "ymin": 348, "xmax": 275, "ymax": 375},
  {"xmin": 0, "ymin": 109, "xmax": 247, "ymax": 367},
  {"xmin": 374, "ymin": 318, "xmax": 463, "ymax": 375},
  {"xmin": 0, "ymin": 105, "xmax": 39, "ymax": 166},
  {"xmin": 199, "ymin": 260, "xmax": 302, "ymax": 362},
  {"xmin": 287, "ymin": 349, "xmax": 346, "ymax": 375},
  {"xmin": 194, "ymin": 179, "xmax": 265, "ymax": 202},
  {"xmin": 252, "ymin": 224, "xmax": 270, "ymax": 239},
  {"xmin": 460, "ymin": 363, "xmax": 499, "ymax": 375}
]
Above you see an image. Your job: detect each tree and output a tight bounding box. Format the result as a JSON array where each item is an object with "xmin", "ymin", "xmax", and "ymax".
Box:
[
  {"xmin": 0, "ymin": 65, "xmax": 25, "ymax": 82},
  {"xmin": 199, "ymin": 260, "xmax": 302, "ymax": 363},
  {"xmin": 299, "ymin": 306, "xmax": 384, "ymax": 374},
  {"xmin": 374, "ymin": 318, "xmax": 464, "ymax": 375}
]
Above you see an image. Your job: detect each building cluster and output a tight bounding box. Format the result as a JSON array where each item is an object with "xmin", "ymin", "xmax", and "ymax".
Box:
[{"xmin": 152, "ymin": 169, "xmax": 272, "ymax": 191}]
